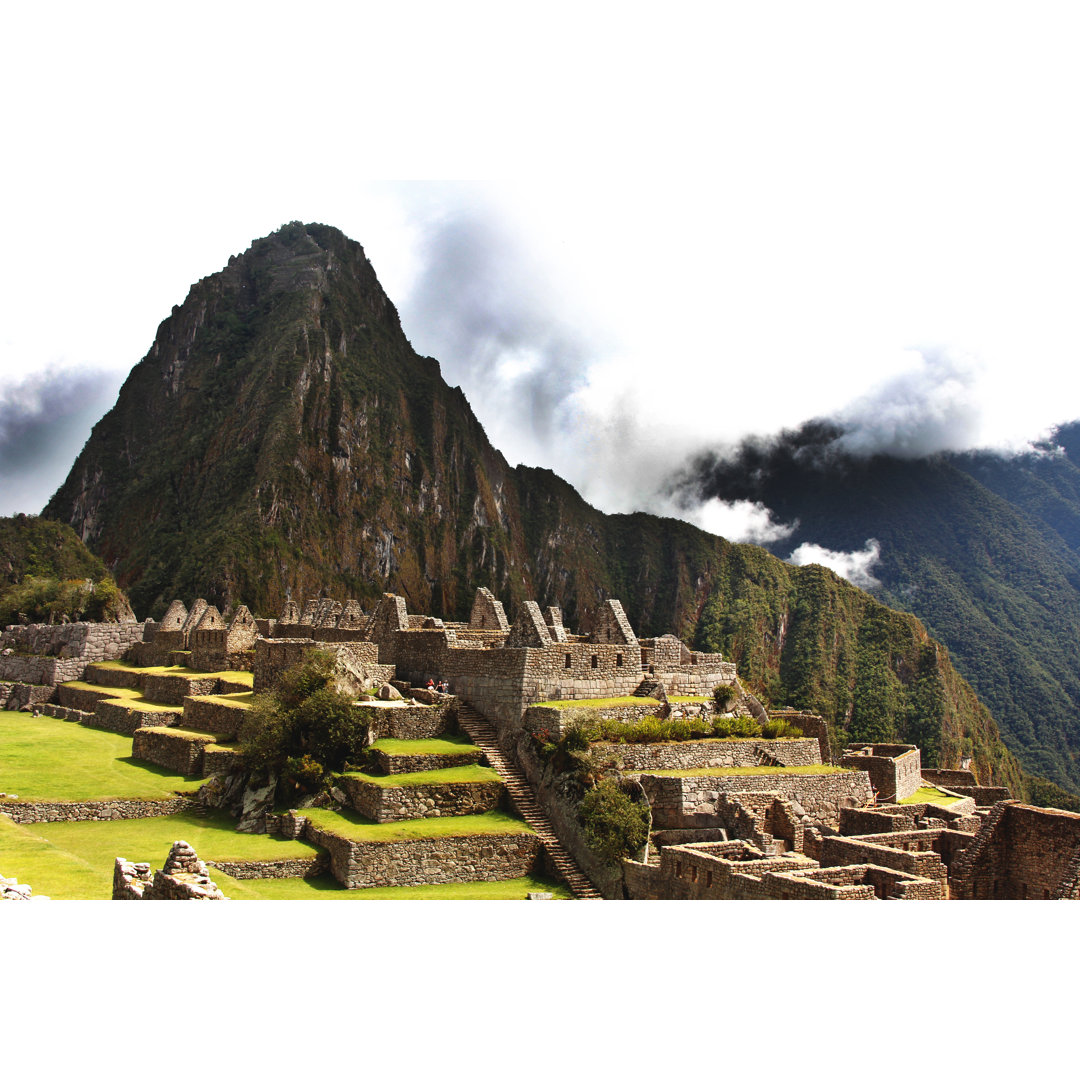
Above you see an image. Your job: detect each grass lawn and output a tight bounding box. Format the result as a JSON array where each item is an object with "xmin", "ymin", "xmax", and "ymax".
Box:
[
  {"xmin": 901, "ymin": 785, "xmax": 963, "ymax": 806},
  {"xmin": 340, "ymin": 764, "xmax": 500, "ymax": 788},
  {"xmin": 211, "ymin": 871, "xmax": 574, "ymax": 900},
  {"xmin": 1, "ymin": 807, "xmax": 319, "ymax": 898},
  {"xmin": 303, "ymin": 806, "xmax": 533, "ymax": 843},
  {"xmin": 369, "ymin": 735, "xmax": 477, "ymax": 755},
  {"xmin": 637, "ymin": 765, "xmax": 850, "ymax": 777},
  {"xmin": 669, "ymin": 696, "xmax": 711, "ymax": 703},
  {"xmin": 89, "ymin": 661, "xmax": 255, "ymax": 687},
  {"xmin": 0, "ymin": 710, "xmax": 201, "ymax": 800},
  {"xmin": 1, "ymin": 810, "xmax": 319, "ymax": 900},
  {"xmin": 535, "ymin": 696, "xmax": 661, "ymax": 709},
  {"xmin": 191, "ymin": 691, "xmax": 252, "ymax": 708}
]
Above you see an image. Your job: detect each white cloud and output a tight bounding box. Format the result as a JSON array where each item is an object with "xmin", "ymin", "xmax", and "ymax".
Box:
[
  {"xmin": 679, "ymin": 499, "xmax": 797, "ymax": 546},
  {"xmin": 787, "ymin": 540, "xmax": 883, "ymax": 590}
]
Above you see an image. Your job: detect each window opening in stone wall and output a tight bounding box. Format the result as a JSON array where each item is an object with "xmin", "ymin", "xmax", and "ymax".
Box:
[
  {"xmin": 691, "ymin": 653, "xmax": 697, "ymax": 665},
  {"xmin": 616, "ymin": 653, "xmax": 623, "ymax": 667},
  {"xmin": 690, "ymin": 865, "xmax": 698, "ymax": 882},
  {"xmin": 706, "ymin": 871, "xmax": 713, "ymax": 887},
  {"xmin": 648, "ymin": 665, "xmax": 654, "ymax": 674},
  {"xmin": 591, "ymin": 655, "xmax": 598, "ymax": 669},
  {"xmin": 565, "ymin": 654, "xmax": 572, "ymax": 669}
]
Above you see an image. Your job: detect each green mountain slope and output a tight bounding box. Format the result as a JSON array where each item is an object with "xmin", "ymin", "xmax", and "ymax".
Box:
[
  {"xmin": 684, "ymin": 426, "xmax": 1080, "ymax": 797},
  {"xmin": 42, "ymin": 222, "xmax": 1035, "ymax": 800}
]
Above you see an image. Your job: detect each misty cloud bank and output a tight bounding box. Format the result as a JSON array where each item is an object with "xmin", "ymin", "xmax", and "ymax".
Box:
[
  {"xmin": 0, "ymin": 367, "xmax": 120, "ymax": 516},
  {"xmin": 397, "ymin": 210, "xmax": 1078, "ymax": 592},
  {"xmin": 787, "ymin": 539, "xmax": 882, "ymax": 590}
]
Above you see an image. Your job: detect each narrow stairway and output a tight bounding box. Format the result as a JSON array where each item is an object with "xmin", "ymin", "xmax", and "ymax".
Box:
[{"xmin": 455, "ymin": 703, "xmax": 603, "ymax": 899}]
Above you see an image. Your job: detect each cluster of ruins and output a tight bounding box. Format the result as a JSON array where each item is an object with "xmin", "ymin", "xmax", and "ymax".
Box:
[{"xmin": 3, "ymin": 585, "xmax": 1079, "ymax": 900}]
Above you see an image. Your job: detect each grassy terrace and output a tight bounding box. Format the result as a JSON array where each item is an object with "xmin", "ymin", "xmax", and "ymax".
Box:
[
  {"xmin": 0, "ymin": 810, "xmax": 319, "ymax": 900},
  {"xmin": 302, "ymin": 807, "xmax": 533, "ymax": 843},
  {"xmin": 369, "ymin": 735, "xmax": 477, "ymax": 756},
  {"xmin": 537, "ymin": 696, "xmax": 662, "ymax": 709},
  {"xmin": 0, "ymin": 710, "xmax": 201, "ymax": 800},
  {"xmin": 61, "ymin": 682, "xmax": 183, "ymax": 712},
  {"xmin": 88, "ymin": 661, "xmax": 255, "ymax": 688},
  {"xmin": 191, "ymin": 691, "xmax": 253, "ymax": 708},
  {"xmin": 209, "ymin": 873, "xmax": 574, "ymax": 900},
  {"xmin": 635, "ymin": 765, "xmax": 850, "ymax": 777},
  {"xmin": 341, "ymin": 765, "xmax": 500, "ymax": 788},
  {"xmin": 901, "ymin": 785, "xmax": 964, "ymax": 807}
]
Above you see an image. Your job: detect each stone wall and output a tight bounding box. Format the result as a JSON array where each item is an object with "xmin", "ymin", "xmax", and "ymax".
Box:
[
  {"xmin": 951, "ymin": 802, "xmax": 1080, "ymax": 900},
  {"xmin": 820, "ymin": 832, "xmax": 952, "ymax": 892},
  {"xmin": 0, "ymin": 621, "xmax": 144, "ymax": 662},
  {"xmin": 132, "ymin": 728, "xmax": 214, "ymax": 776},
  {"xmin": 86, "ymin": 701, "xmax": 179, "ymax": 736},
  {"xmin": 302, "ymin": 818, "xmax": 543, "ymax": 888},
  {"xmin": 142, "ymin": 674, "xmax": 220, "ymax": 706},
  {"xmin": 1, "ymin": 795, "xmax": 189, "ymax": 824},
  {"xmin": 202, "ymin": 744, "xmax": 244, "ymax": 776},
  {"xmin": 0, "ymin": 681, "xmax": 54, "ymax": 711},
  {"xmin": 638, "ymin": 770, "xmax": 874, "ymax": 830},
  {"xmin": 841, "ymin": 744, "xmax": 922, "ymax": 802},
  {"xmin": 367, "ymin": 747, "xmax": 484, "ymax": 774},
  {"xmin": 335, "ymin": 774, "xmax": 504, "ymax": 822},
  {"xmin": 182, "ymin": 697, "xmax": 248, "ymax": 737},
  {"xmin": 113, "ymin": 841, "xmax": 226, "ymax": 900},
  {"xmin": 253, "ymin": 638, "xmax": 383, "ymax": 692},
  {"xmin": 363, "ymin": 702, "xmax": 457, "ymax": 740},
  {"xmin": 600, "ymin": 738, "xmax": 821, "ymax": 772},
  {"xmin": 206, "ymin": 855, "xmax": 328, "ymax": 879},
  {"xmin": 623, "ymin": 839, "xmax": 942, "ymax": 899},
  {"xmin": 0, "ymin": 654, "xmax": 85, "ymax": 686}
]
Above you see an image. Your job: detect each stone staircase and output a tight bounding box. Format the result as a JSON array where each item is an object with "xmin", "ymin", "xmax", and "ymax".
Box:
[{"xmin": 455, "ymin": 703, "xmax": 602, "ymax": 899}]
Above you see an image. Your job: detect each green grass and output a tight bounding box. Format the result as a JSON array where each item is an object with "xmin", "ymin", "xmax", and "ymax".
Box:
[
  {"xmin": 191, "ymin": 691, "xmax": 253, "ymax": 708},
  {"xmin": 340, "ymin": 764, "xmax": 500, "ymax": 788},
  {"xmin": 669, "ymin": 696, "xmax": 711, "ymax": 703},
  {"xmin": 211, "ymin": 871, "xmax": 574, "ymax": 900},
  {"xmin": 637, "ymin": 765, "xmax": 850, "ymax": 777},
  {"xmin": 89, "ymin": 661, "xmax": 255, "ymax": 687},
  {"xmin": 302, "ymin": 807, "xmax": 533, "ymax": 843},
  {"xmin": 0, "ymin": 710, "xmax": 201, "ymax": 800},
  {"xmin": 535, "ymin": 696, "xmax": 661, "ymax": 710},
  {"xmin": 61, "ymin": 682, "xmax": 182, "ymax": 712},
  {"xmin": 900, "ymin": 785, "xmax": 964, "ymax": 806},
  {"xmin": 1, "ymin": 810, "xmax": 319, "ymax": 900},
  {"xmin": 368, "ymin": 735, "xmax": 477, "ymax": 755}
]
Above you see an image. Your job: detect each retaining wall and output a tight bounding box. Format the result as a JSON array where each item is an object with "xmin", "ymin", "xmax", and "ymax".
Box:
[
  {"xmin": 1, "ymin": 796, "xmax": 190, "ymax": 824},
  {"xmin": 132, "ymin": 728, "xmax": 214, "ymax": 776},
  {"xmin": 335, "ymin": 774, "xmax": 503, "ymax": 822},
  {"xmin": 638, "ymin": 770, "xmax": 874, "ymax": 830},
  {"xmin": 303, "ymin": 819, "xmax": 542, "ymax": 888}
]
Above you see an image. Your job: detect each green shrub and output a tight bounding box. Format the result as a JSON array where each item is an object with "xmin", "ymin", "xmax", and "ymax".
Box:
[
  {"xmin": 237, "ymin": 652, "xmax": 368, "ymax": 790},
  {"xmin": 712, "ymin": 683, "xmax": 737, "ymax": 711},
  {"xmin": 580, "ymin": 778, "xmax": 651, "ymax": 867},
  {"xmin": 0, "ymin": 575, "xmax": 131, "ymax": 625}
]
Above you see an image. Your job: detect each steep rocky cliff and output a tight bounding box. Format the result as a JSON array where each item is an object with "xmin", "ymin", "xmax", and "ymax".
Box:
[{"xmin": 43, "ymin": 223, "xmax": 1037, "ymax": 796}]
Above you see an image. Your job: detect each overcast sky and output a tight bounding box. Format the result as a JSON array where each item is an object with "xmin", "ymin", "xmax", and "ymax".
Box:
[{"xmin": 4, "ymin": 3, "xmax": 1080, "ymax": 586}]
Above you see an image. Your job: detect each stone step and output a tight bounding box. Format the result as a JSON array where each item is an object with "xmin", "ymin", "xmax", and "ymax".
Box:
[{"xmin": 456, "ymin": 703, "xmax": 602, "ymax": 900}]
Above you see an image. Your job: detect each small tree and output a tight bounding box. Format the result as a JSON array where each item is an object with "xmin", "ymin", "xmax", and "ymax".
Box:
[{"xmin": 580, "ymin": 778, "xmax": 650, "ymax": 867}]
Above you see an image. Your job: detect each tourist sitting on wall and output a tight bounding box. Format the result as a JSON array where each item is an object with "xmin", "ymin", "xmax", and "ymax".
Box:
[
  {"xmin": 426, "ymin": 678, "xmax": 435, "ymax": 691},
  {"xmin": 437, "ymin": 679, "xmax": 449, "ymax": 694}
]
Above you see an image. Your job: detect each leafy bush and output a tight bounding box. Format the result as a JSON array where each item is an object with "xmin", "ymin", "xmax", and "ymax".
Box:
[
  {"xmin": 712, "ymin": 683, "xmax": 737, "ymax": 711},
  {"xmin": 0, "ymin": 575, "xmax": 131, "ymax": 626},
  {"xmin": 237, "ymin": 652, "xmax": 367, "ymax": 792},
  {"xmin": 580, "ymin": 779, "xmax": 650, "ymax": 867}
]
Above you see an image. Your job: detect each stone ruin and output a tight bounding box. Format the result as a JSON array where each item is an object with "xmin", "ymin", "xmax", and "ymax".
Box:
[
  {"xmin": 113, "ymin": 841, "xmax": 227, "ymax": 900},
  {"xmin": 8, "ymin": 582, "xmax": 1080, "ymax": 902}
]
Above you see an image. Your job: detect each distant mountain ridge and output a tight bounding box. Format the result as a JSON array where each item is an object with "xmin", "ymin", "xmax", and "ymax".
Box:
[
  {"xmin": 42, "ymin": 222, "xmax": 1062, "ymax": 803},
  {"xmin": 679, "ymin": 422, "xmax": 1080, "ymax": 796}
]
